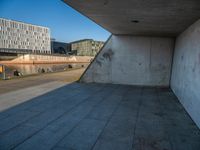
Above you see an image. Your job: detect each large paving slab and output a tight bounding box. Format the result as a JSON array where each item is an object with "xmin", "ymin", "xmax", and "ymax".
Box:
[
  {"xmin": 0, "ymin": 83, "xmax": 199, "ymax": 150},
  {"xmin": 0, "ymin": 81, "xmax": 67, "ymax": 112}
]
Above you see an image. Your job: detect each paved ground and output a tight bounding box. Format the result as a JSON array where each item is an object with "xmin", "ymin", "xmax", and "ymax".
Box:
[
  {"xmin": 0, "ymin": 81, "xmax": 67, "ymax": 111},
  {"xmin": 0, "ymin": 83, "xmax": 199, "ymax": 150},
  {"xmin": 0, "ymin": 68, "xmax": 85, "ymax": 94}
]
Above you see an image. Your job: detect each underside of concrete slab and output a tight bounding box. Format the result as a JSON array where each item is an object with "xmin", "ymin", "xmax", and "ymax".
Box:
[{"xmin": 63, "ymin": 0, "xmax": 200, "ymax": 36}]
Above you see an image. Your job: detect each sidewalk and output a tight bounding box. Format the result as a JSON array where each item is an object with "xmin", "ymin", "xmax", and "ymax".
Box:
[
  {"xmin": 0, "ymin": 68, "xmax": 85, "ymax": 111},
  {"xmin": 0, "ymin": 68, "xmax": 85, "ymax": 94},
  {"xmin": 0, "ymin": 81, "xmax": 66, "ymax": 111}
]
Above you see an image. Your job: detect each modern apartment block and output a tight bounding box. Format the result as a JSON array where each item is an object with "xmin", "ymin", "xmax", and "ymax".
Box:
[
  {"xmin": 71, "ymin": 39, "xmax": 104, "ymax": 56},
  {"xmin": 0, "ymin": 18, "xmax": 51, "ymax": 54}
]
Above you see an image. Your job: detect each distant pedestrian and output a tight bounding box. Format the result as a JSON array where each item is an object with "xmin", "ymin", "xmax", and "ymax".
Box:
[
  {"xmin": 68, "ymin": 64, "xmax": 73, "ymax": 68},
  {"xmin": 41, "ymin": 68, "xmax": 45, "ymax": 73},
  {"xmin": 13, "ymin": 70, "xmax": 20, "ymax": 76}
]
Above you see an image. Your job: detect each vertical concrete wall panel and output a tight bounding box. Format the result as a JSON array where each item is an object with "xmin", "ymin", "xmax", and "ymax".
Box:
[
  {"xmin": 111, "ymin": 36, "xmax": 150, "ymax": 85},
  {"xmin": 171, "ymin": 19, "xmax": 200, "ymax": 128},
  {"xmin": 81, "ymin": 35, "xmax": 174, "ymax": 86}
]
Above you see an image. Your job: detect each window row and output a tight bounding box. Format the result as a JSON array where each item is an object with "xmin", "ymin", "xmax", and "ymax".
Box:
[{"xmin": 0, "ymin": 19, "xmax": 49, "ymax": 33}]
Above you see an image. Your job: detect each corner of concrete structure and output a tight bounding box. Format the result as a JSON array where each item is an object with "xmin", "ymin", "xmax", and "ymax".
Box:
[
  {"xmin": 170, "ymin": 19, "xmax": 200, "ymax": 128},
  {"xmin": 78, "ymin": 35, "xmax": 113, "ymax": 83},
  {"xmin": 80, "ymin": 34, "xmax": 175, "ymax": 86}
]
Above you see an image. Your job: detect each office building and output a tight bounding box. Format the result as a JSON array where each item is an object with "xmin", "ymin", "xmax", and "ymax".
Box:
[
  {"xmin": 71, "ymin": 39, "xmax": 104, "ymax": 56},
  {"xmin": 0, "ymin": 18, "xmax": 51, "ymax": 54}
]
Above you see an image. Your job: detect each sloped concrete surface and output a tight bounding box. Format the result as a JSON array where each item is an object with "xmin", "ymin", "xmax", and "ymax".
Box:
[
  {"xmin": 171, "ymin": 19, "xmax": 200, "ymax": 128},
  {"xmin": 81, "ymin": 35, "xmax": 174, "ymax": 86},
  {"xmin": 0, "ymin": 83, "xmax": 199, "ymax": 150}
]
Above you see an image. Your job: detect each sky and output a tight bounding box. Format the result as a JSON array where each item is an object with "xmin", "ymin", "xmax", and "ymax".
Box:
[{"xmin": 0, "ymin": 0, "xmax": 110, "ymax": 43}]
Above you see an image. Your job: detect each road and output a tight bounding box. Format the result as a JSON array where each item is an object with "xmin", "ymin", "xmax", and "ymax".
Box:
[{"xmin": 0, "ymin": 68, "xmax": 85, "ymax": 95}]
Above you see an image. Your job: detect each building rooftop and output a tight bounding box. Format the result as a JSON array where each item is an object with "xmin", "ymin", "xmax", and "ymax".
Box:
[
  {"xmin": 0, "ymin": 17, "xmax": 50, "ymax": 29},
  {"xmin": 70, "ymin": 39, "xmax": 104, "ymax": 44}
]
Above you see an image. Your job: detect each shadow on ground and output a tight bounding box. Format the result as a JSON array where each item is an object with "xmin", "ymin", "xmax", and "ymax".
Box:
[{"xmin": 0, "ymin": 82, "xmax": 200, "ymax": 150}]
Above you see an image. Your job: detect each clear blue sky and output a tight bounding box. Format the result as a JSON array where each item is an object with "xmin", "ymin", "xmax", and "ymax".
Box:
[{"xmin": 0, "ymin": 0, "xmax": 110, "ymax": 43}]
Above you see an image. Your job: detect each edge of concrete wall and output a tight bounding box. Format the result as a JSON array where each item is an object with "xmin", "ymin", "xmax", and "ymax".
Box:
[
  {"xmin": 62, "ymin": 0, "xmax": 111, "ymax": 34},
  {"xmin": 78, "ymin": 35, "xmax": 112, "ymax": 82},
  {"xmin": 171, "ymin": 19, "xmax": 200, "ymax": 128}
]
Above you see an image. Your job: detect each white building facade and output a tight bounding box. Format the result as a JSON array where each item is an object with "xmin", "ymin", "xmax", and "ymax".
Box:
[{"xmin": 0, "ymin": 18, "xmax": 51, "ymax": 53}]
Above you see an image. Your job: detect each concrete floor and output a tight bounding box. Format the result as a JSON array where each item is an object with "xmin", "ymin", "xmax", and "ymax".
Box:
[{"xmin": 0, "ymin": 83, "xmax": 199, "ymax": 150}]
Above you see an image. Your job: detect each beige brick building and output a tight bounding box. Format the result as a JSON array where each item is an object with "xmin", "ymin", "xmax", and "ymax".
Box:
[{"xmin": 71, "ymin": 39, "xmax": 104, "ymax": 56}]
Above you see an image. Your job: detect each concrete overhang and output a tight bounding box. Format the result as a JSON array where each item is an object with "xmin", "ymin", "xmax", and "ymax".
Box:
[{"xmin": 63, "ymin": 0, "xmax": 200, "ymax": 37}]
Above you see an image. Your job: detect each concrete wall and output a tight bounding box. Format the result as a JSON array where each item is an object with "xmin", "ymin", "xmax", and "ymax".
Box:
[
  {"xmin": 171, "ymin": 19, "xmax": 200, "ymax": 128},
  {"xmin": 81, "ymin": 35, "xmax": 174, "ymax": 86}
]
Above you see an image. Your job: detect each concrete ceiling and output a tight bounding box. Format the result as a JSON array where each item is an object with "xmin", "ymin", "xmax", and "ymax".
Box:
[{"xmin": 63, "ymin": 0, "xmax": 200, "ymax": 37}]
